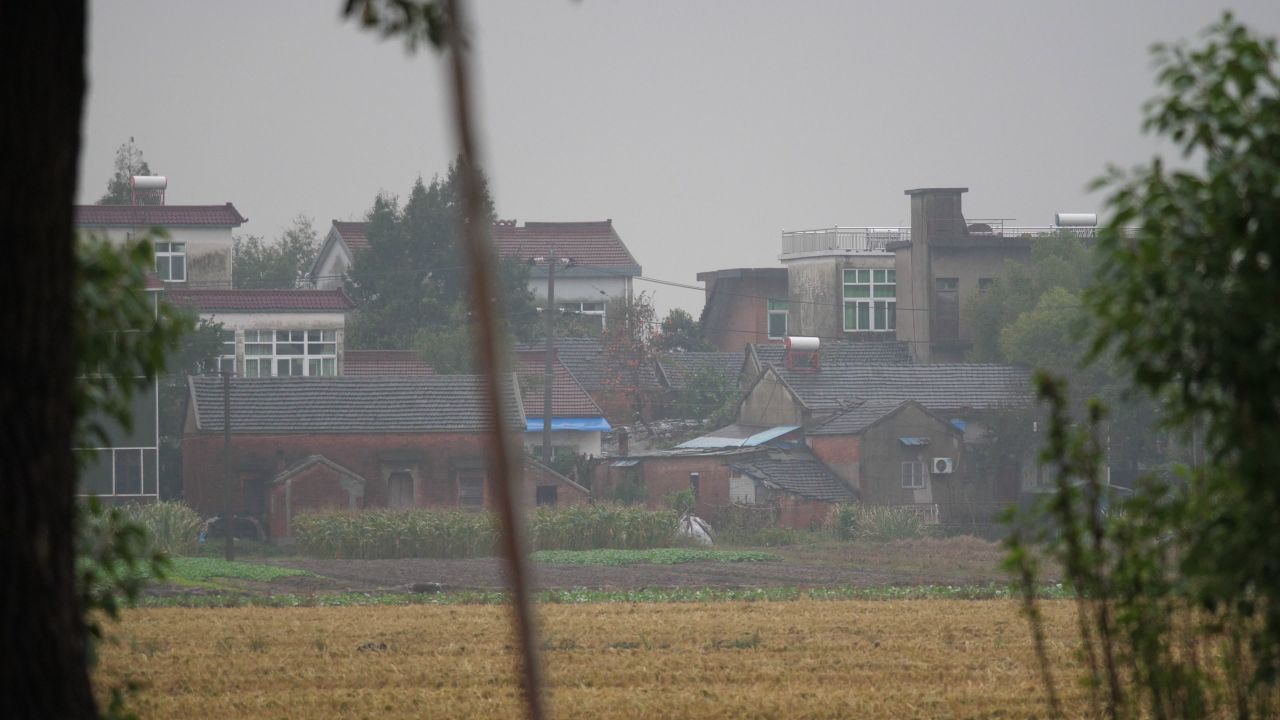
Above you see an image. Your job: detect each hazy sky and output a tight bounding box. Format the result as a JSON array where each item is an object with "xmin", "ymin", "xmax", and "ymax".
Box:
[{"xmin": 80, "ymin": 1, "xmax": 1280, "ymax": 314}]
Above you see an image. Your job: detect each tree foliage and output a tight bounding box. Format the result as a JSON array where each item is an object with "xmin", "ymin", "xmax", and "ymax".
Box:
[
  {"xmin": 232, "ymin": 214, "xmax": 320, "ymax": 289},
  {"xmin": 600, "ymin": 292, "xmax": 661, "ymax": 422},
  {"xmin": 97, "ymin": 137, "xmax": 155, "ymax": 206},
  {"xmin": 1011, "ymin": 15, "xmax": 1280, "ymax": 717},
  {"xmin": 653, "ymin": 308, "xmax": 712, "ymax": 353},
  {"xmin": 345, "ymin": 161, "xmax": 537, "ymax": 353}
]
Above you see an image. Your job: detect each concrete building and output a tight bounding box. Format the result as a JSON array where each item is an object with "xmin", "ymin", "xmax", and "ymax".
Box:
[
  {"xmin": 75, "ymin": 202, "xmax": 248, "ymax": 289},
  {"xmin": 516, "ymin": 349, "xmax": 610, "ymax": 459},
  {"xmin": 308, "ymin": 220, "xmax": 368, "ymax": 290},
  {"xmin": 165, "ymin": 289, "xmax": 354, "ymax": 377},
  {"xmin": 493, "ymin": 219, "xmax": 641, "ymax": 330},
  {"xmin": 779, "ymin": 226, "xmax": 909, "ymax": 342},
  {"xmin": 695, "ymin": 267, "xmax": 789, "ymax": 351}
]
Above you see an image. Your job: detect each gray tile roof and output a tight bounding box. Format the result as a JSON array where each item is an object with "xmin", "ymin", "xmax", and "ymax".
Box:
[
  {"xmin": 731, "ymin": 452, "xmax": 857, "ymax": 502},
  {"xmin": 807, "ymin": 399, "xmax": 908, "ymax": 436},
  {"xmin": 515, "ymin": 336, "xmax": 658, "ymax": 396},
  {"xmin": 752, "ymin": 340, "xmax": 910, "ymax": 368},
  {"xmin": 188, "ymin": 375, "xmax": 523, "ymax": 434},
  {"xmin": 519, "ymin": 337, "xmax": 606, "ymax": 395},
  {"xmin": 655, "ymin": 352, "xmax": 743, "ymax": 390},
  {"xmin": 770, "ymin": 363, "xmax": 1031, "ymax": 414}
]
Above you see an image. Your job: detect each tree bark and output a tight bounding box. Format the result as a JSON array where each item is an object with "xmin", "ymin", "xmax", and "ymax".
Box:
[{"xmin": 0, "ymin": 1, "xmax": 94, "ymax": 717}]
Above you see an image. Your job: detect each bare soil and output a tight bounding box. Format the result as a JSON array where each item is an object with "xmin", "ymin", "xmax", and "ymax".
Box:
[{"xmin": 250, "ymin": 536, "xmax": 1016, "ymax": 594}]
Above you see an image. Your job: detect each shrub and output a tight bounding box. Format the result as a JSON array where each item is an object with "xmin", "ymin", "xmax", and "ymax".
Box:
[
  {"xmin": 664, "ymin": 489, "xmax": 695, "ymax": 516},
  {"xmin": 292, "ymin": 505, "xmax": 680, "ymax": 559},
  {"xmin": 832, "ymin": 504, "xmax": 927, "ymax": 542},
  {"xmin": 121, "ymin": 500, "xmax": 204, "ymax": 556}
]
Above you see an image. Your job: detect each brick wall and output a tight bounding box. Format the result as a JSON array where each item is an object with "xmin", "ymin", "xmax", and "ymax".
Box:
[
  {"xmin": 806, "ymin": 435, "xmax": 862, "ymax": 493},
  {"xmin": 184, "ymin": 432, "xmax": 506, "ymax": 521}
]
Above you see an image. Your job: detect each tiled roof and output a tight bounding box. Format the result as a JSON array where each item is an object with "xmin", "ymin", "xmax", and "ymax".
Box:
[
  {"xmin": 344, "ymin": 350, "xmax": 434, "ymax": 376},
  {"xmin": 769, "ymin": 363, "xmax": 1031, "ymax": 414},
  {"xmin": 752, "ymin": 340, "xmax": 911, "ymax": 368},
  {"xmin": 75, "ymin": 203, "xmax": 247, "ymax": 227},
  {"xmin": 731, "ymin": 452, "xmax": 857, "ymax": 502},
  {"xmin": 188, "ymin": 375, "xmax": 523, "ymax": 434},
  {"xmin": 332, "ymin": 221, "xmax": 369, "ymax": 251},
  {"xmin": 493, "ymin": 220, "xmax": 641, "ymax": 273},
  {"xmin": 514, "ymin": 336, "xmax": 659, "ymax": 397},
  {"xmin": 807, "ymin": 399, "xmax": 907, "ymax": 436},
  {"xmin": 516, "ymin": 353, "xmax": 604, "ymax": 418},
  {"xmin": 656, "ymin": 352, "xmax": 744, "ymax": 390},
  {"xmin": 516, "ymin": 337, "xmax": 605, "ymax": 394},
  {"xmin": 164, "ymin": 289, "xmax": 355, "ymax": 313}
]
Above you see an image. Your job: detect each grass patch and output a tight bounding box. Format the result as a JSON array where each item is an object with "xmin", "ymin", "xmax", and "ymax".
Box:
[
  {"xmin": 137, "ymin": 583, "xmax": 1070, "ymax": 608},
  {"xmin": 161, "ymin": 557, "xmax": 313, "ymax": 584},
  {"xmin": 531, "ymin": 548, "xmax": 781, "ymax": 566}
]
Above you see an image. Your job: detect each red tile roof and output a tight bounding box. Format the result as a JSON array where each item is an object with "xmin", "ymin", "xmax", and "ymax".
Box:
[
  {"xmin": 516, "ymin": 352, "xmax": 604, "ymax": 417},
  {"xmin": 164, "ymin": 289, "xmax": 355, "ymax": 313},
  {"xmin": 75, "ymin": 203, "xmax": 247, "ymax": 227},
  {"xmin": 332, "ymin": 220, "xmax": 369, "ymax": 251},
  {"xmin": 344, "ymin": 350, "xmax": 434, "ymax": 376},
  {"xmin": 493, "ymin": 220, "xmax": 640, "ymax": 270}
]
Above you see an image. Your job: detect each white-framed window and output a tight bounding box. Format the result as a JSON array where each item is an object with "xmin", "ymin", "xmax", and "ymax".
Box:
[
  {"xmin": 767, "ymin": 299, "xmax": 788, "ymax": 339},
  {"xmin": 242, "ymin": 329, "xmax": 337, "ymax": 377},
  {"xmin": 901, "ymin": 461, "xmax": 926, "ymax": 489},
  {"xmin": 843, "ymin": 268, "xmax": 896, "ymax": 332},
  {"xmin": 155, "ymin": 241, "xmax": 186, "ymax": 282},
  {"xmin": 559, "ymin": 301, "xmax": 606, "ymax": 329}
]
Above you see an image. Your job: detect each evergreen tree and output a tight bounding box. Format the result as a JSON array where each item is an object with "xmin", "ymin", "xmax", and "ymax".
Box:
[
  {"xmin": 98, "ymin": 137, "xmax": 156, "ymax": 205},
  {"xmin": 345, "ymin": 159, "xmax": 536, "ymax": 351}
]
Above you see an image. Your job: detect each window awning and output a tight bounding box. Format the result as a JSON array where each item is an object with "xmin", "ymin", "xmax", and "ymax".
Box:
[
  {"xmin": 526, "ymin": 417, "xmax": 612, "ymax": 432},
  {"xmin": 610, "ymin": 459, "xmax": 640, "ymax": 467},
  {"xmin": 899, "ymin": 437, "xmax": 931, "ymax": 447}
]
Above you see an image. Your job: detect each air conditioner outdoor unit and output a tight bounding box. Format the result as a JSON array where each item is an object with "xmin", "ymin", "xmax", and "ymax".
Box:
[{"xmin": 932, "ymin": 457, "xmax": 955, "ymax": 474}]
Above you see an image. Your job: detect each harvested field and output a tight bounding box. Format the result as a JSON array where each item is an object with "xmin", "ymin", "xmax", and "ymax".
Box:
[{"xmin": 97, "ymin": 600, "xmax": 1084, "ymax": 718}]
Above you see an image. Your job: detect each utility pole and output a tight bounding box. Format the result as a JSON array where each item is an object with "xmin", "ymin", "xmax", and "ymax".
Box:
[
  {"xmin": 221, "ymin": 369, "xmax": 234, "ymax": 561},
  {"xmin": 532, "ymin": 251, "xmax": 572, "ymax": 465}
]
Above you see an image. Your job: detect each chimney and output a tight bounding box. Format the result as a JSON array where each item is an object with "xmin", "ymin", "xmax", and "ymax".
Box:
[{"xmin": 618, "ymin": 427, "xmax": 629, "ymax": 457}]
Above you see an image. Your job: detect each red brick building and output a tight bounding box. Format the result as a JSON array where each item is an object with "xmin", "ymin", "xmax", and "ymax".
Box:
[
  {"xmin": 183, "ymin": 375, "xmax": 588, "ymax": 539},
  {"xmin": 696, "ymin": 268, "xmax": 789, "ymax": 352}
]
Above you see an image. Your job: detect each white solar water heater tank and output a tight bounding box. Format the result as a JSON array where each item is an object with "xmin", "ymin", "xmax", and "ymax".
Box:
[
  {"xmin": 130, "ymin": 175, "xmax": 168, "ymax": 190},
  {"xmin": 1054, "ymin": 212, "xmax": 1097, "ymax": 227}
]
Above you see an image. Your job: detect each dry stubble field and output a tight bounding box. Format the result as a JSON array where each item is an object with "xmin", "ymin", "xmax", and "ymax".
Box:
[{"xmin": 97, "ymin": 599, "xmax": 1084, "ymax": 719}]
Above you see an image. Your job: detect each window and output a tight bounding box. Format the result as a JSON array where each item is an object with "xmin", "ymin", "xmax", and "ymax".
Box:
[
  {"xmin": 901, "ymin": 461, "xmax": 926, "ymax": 489},
  {"xmin": 457, "ymin": 469, "xmax": 485, "ymax": 509},
  {"xmin": 217, "ymin": 330, "xmax": 236, "ymax": 374},
  {"xmin": 388, "ymin": 471, "xmax": 415, "ymax": 508},
  {"xmin": 241, "ymin": 329, "xmax": 337, "ymax": 377},
  {"xmin": 978, "ymin": 277, "xmax": 995, "ymax": 293},
  {"xmin": 558, "ymin": 301, "xmax": 606, "ymax": 330},
  {"xmin": 155, "ymin": 242, "xmax": 186, "ymax": 282},
  {"xmin": 536, "ymin": 485, "xmax": 558, "ymax": 507},
  {"xmin": 934, "ymin": 277, "xmax": 960, "ymax": 343},
  {"xmin": 689, "ymin": 472, "xmax": 701, "ymax": 498},
  {"xmin": 767, "ymin": 299, "xmax": 788, "ymax": 339},
  {"xmin": 843, "ymin": 269, "xmax": 896, "ymax": 332}
]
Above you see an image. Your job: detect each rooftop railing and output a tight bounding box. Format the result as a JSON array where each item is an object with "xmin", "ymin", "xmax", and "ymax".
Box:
[{"xmin": 780, "ymin": 222, "xmax": 1133, "ymax": 258}]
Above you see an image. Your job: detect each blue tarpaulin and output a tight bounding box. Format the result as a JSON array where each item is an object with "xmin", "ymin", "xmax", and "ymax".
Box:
[
  {"xmin": 526, "ymin": 417, "xmax": 612, "ymax": 432},
  {"xmin": 899, "ymin": 437, "xmax": 931, "ymax": 447}
]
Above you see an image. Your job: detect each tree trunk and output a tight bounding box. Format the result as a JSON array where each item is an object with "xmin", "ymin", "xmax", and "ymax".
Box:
[{"xmin": 0, "ymin": 1, "xmax": 94, "ymax": 717}]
